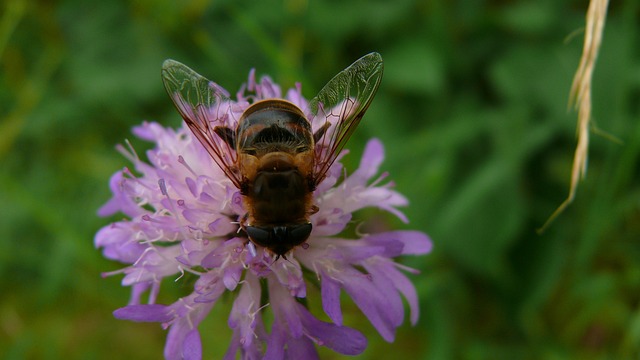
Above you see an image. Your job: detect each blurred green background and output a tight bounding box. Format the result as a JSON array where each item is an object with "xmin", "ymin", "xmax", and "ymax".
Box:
[{"xmin": 2, "ymin": 0, "xmax": 639, "ymax": 359}]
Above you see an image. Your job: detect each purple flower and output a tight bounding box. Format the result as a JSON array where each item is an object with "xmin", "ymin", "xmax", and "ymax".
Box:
[{"xmin": 96, "ymin": 70, "xmax": 432, "ymax": 359}]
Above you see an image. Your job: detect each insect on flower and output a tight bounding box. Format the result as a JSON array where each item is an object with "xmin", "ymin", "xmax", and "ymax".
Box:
[
  {"xmin": 161, "ymin": 53, "xmax": 383, "ymax": 259},
  {"xmin": 97, "ymin": 53, "xmax": 432, "ymax": 359}
]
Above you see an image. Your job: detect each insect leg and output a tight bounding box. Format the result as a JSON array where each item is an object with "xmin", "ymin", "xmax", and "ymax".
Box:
[
  {"xmin": 214, "ymin": 126, "xmax": 236, "ymax": 148},
  {"xmin": 312, "ymin": 122, "xmax": 331, "ymax": 143}
]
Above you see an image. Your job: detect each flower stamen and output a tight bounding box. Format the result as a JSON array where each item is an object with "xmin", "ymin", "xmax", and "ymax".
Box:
[{"xmin": 177, "ymin": 155, "xmax": 197, "ymax": 176}]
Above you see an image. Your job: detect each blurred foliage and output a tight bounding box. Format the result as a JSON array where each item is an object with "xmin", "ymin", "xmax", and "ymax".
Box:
[{"xmin": 1, "ymin": 0, "xmax": 639, "ymax": 359}]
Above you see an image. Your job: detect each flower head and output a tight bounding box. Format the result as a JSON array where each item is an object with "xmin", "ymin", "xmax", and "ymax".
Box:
[{"xmin": 96, "ymin": 69, "xmax": 431, "ymax": 359}]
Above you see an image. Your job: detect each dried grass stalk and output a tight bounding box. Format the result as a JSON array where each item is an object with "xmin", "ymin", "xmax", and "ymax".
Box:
[{"xmin": 538, "ymin": 0, "xmax": 609, "ymax": 233}]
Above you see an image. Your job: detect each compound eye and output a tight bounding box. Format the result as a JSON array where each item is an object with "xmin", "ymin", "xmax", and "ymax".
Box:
[
  {"xmin": 288, "ymin": 223, "xmax": 312, "ymax": 245},
  {"xmin": 245, "ymin": 226, "xmax": 270, "ymax": 247}
]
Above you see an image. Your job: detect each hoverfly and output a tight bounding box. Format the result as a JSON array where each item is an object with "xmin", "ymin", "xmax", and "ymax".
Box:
[{"xmin": 161, "ymin": 53, "xmax": 383, "ymax": 259}]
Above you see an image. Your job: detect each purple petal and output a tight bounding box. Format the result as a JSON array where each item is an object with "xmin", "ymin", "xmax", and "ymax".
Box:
[
  {"xmin": 207, "ymin": 218, "xmax": 222, "ymax": 233},
  {"xmin": 132, "ymin": 121, "xmax": 162, "ymax": 140},
  {"xmin": 182, "ymin": 329, "xmax": 202, "ymax": 360},
  {"xmin": 263, "ymin": 320, "xmax": 286, "ymax": 360},
  {"xmin": 181, "ymin": 208, "xmax": 207, "ymax": 224},
  {"xmin": 164, "ymin": 322, "xmax": 185, "ymax": 360},
  {"xmin": 263, "ymin": 310, "xmax": 318, "ymax": 360},
  {"xmin": 127, "ymin": 281, "xmax": 161, "ymax": 305},
  {"xmin": 285, "ymin": 82, "xmax": 308, "ymax": 111},
  {"xmin": 223, "ymin": 264, "xmax": 243, "ymax": 291},
  {"xmin": 222, "ymin": 332, "xmax": 241, "ymax": 360},
  {"xmin": 269, "ymin": 280, "xmax": 303, "ymax": 338},
  {"xmin": 127, "ymin": 282, "xmax": 151, "ymax": 305},
  {"xmin": 321, "ymin": 274, "xmax": 343, "ymax": 325},
  {"xmin": 398, "ymin": 231, "xmax": 432, "ymax": 255},
  {"xmin": 98, "ymin": 171, "xmax": 143, "ymax": 217},
  {"xmin": 383, "ymin": 263, "xmax": 421, "ymax": 325},
  {"xmin": 366, "ymin": 231, "xmax": 432, "ymax": 255},
  {"xmin": 247, "ymin": 68, "xmax": 257, "ymax": 92},
  {"xmin": 185, "ymin": 177, "xmax": 198, "ymax": 197},
  {"xmin": 363, "ymin": 263, "xmax": 405, "ymax": 328},
  {"xmin": 333, "ymin": 242, "xmax": 390, "ymax": 261},
  {"xmin": 258, "ymin": 76, "xmax": 282, "ymax": 99},
  {"xmin": 193, "ymin": 273, "xmax": 227, "ymax": 303},
  {"xmin": 312, "ymin": 211, "xmax": 352, "ymax": 236},
  {"xmin": 340, "ymin": 268, "xmax": 398, "ymax": 341},
  {"xmin": 200, "ymin": 238, "xmax": 244, "ymax": 269},
  {"xmin": 271, "ymin": 259, "xmax": 306, "ymax": 298},
  {"xmin": 163, "ymin": 300, "xmax": 214, "ymax": 360},
  {"xmin": 94, "ymin": 223, "xmax": 147, "ymax": 263},
  {"xmin": 201, "ymin": 251, "xmax": 224, "ymax": 268},
  {"xmin": 358, "ymin": 138, "xmax": 384, "ymax": 179},
  {"xmin": 113, "ymin": 304, "xmax": 171, "ymax": 322},
  {"xmin": 230, "ymin": 191, "xmax": 245, "ymax": 214},
  {"xmin": 285, "ymin": 336, "xmax": 319, "ymax": 360},
  {"xmin": 227, "ymin": 275, "xmax": 264, "ymax": 357},
  {"xmin": 297, "ymin": 304, "xmax": 367, "ymax": 355},
  {"xmin": 224, "ymin": 328, "xmax": 264, "ymax": 360}
]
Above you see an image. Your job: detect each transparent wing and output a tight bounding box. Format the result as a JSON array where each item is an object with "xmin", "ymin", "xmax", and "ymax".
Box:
[
  {"xmin": 161, "ymin": 59, "xmax": 242, "ymax": 188},
  {"xmin": 308, "ymin": 52, "xmax": 384, "ymax": 185}
]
